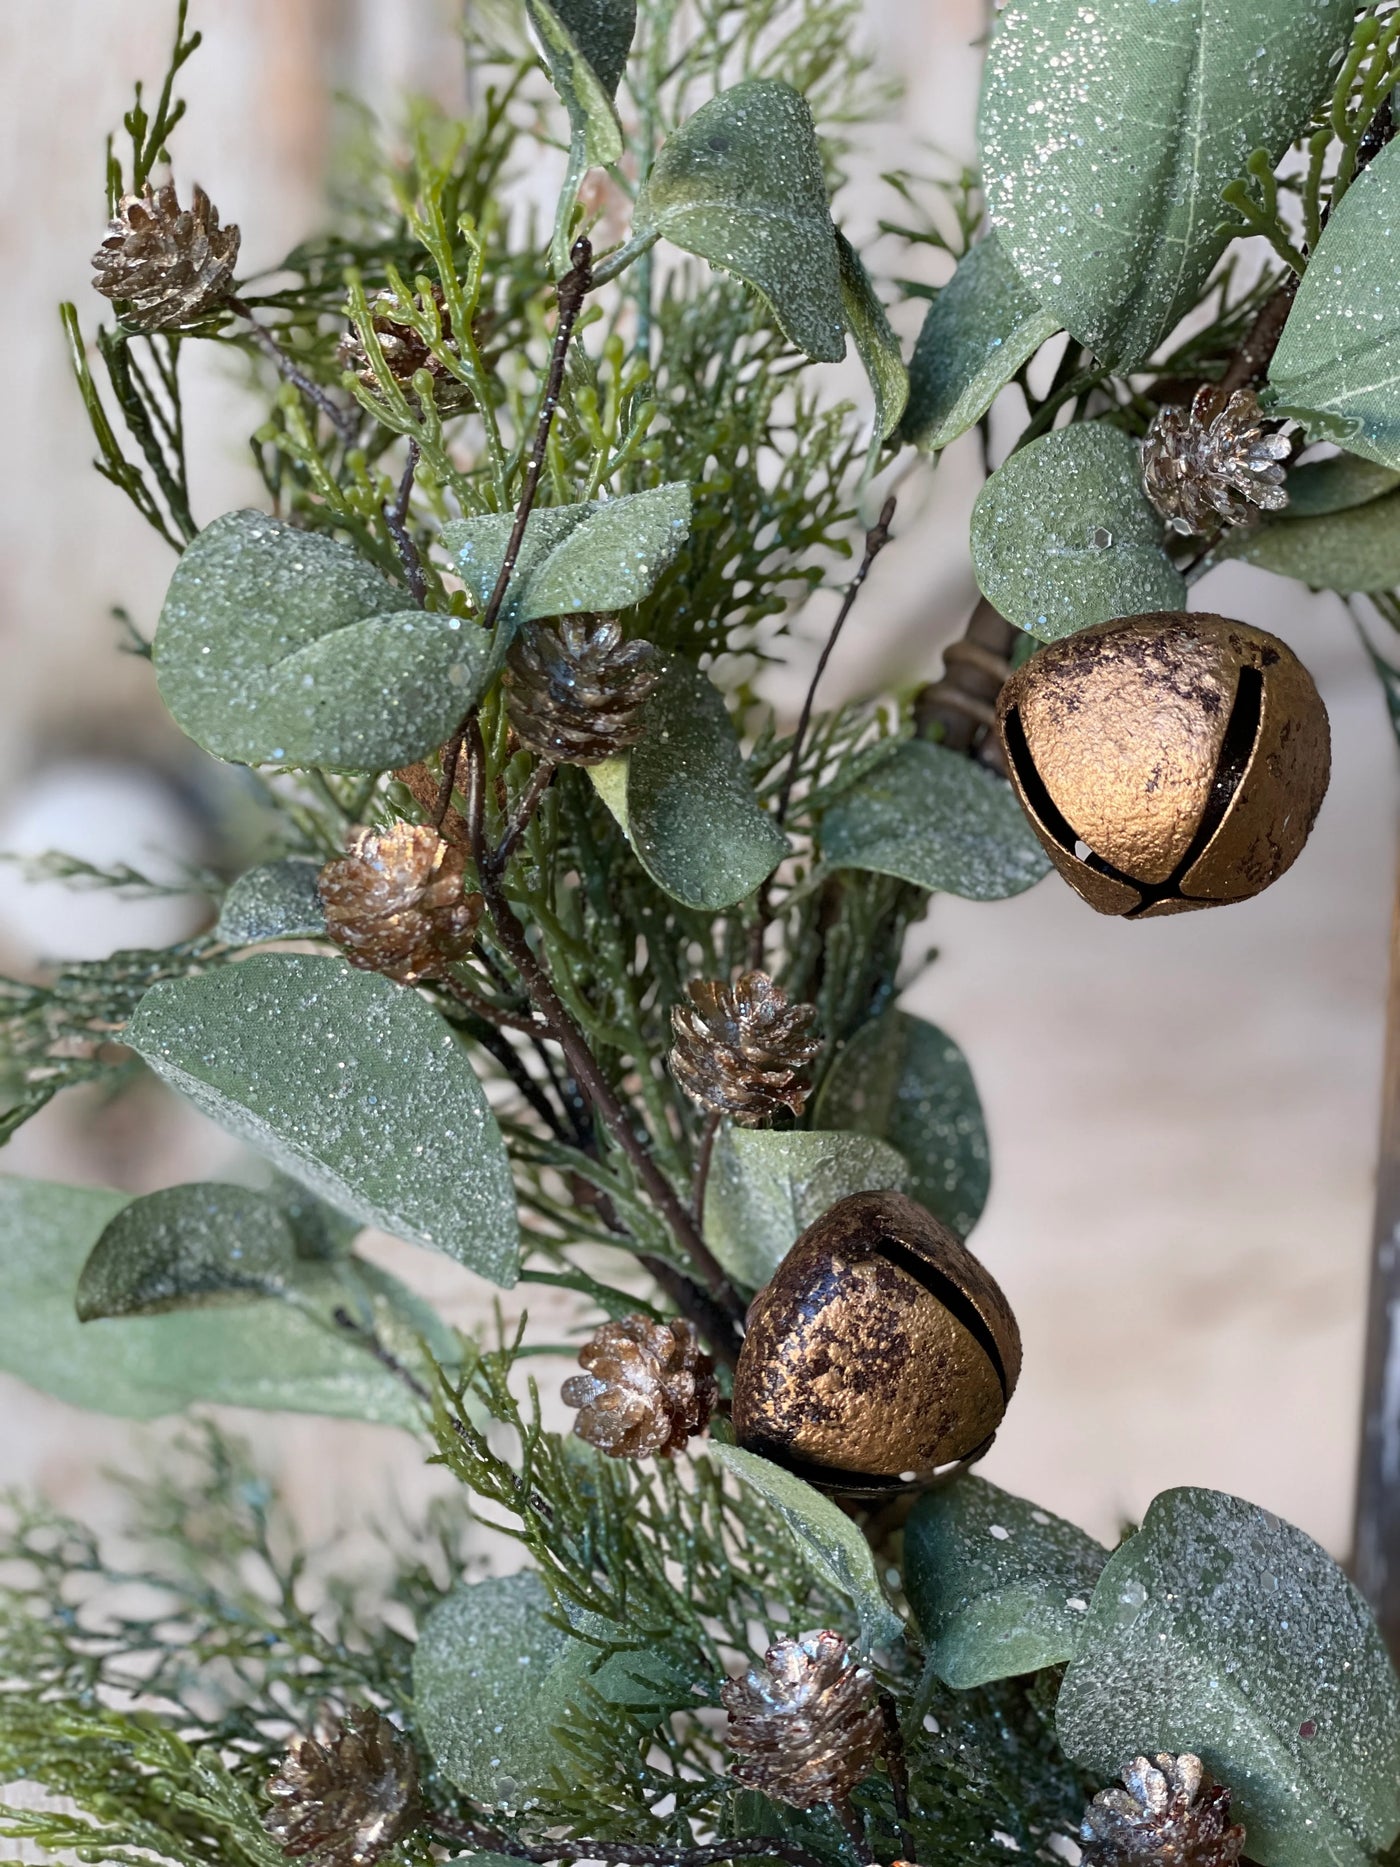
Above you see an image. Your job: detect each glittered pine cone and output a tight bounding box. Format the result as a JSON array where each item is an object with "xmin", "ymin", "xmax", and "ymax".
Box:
[
  {"xmin": 1142, "ymin": 386, "xmax": 1291, "ymax": 536},
  {"xmin": 91, "ymin": 181, "xmax": 240, "ymax": 330},
  {"xmin": 337, "ymin": 286, "xmax": 474, "ymax": 414},
  {"xmin": 670, "ymin": 971, "xmax": 820, "ymax": 1126},
  {"xmin": 264, "ymin": 1703, "xmax": 421, "ymax": 1867},
  {"xmin": 504, "ymin": 615, "xmax": 660, "ymax": 765},
  {"xmin": 1080, "ymin": 1753, "xmax": 1246, "ymax": 1867},
  {"xmin": 562, "ymin": 1313, "xmax": 717, "ymax": 1458},
  {"xmin": 721, "ymin": 1630, "xmax": 885, "ymax": 1811},
  {"xmin": 319, "ymin": 823, "xmax": 481, "ymax": 984}
]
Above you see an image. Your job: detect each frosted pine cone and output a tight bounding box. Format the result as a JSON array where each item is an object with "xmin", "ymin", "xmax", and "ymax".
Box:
[
  {"xmin": 1080, "ymin": 1753, "xmax": 1246, "ymax": 1867},
  {"xmin": 319, "ymin": 823, "xmax": 481, "ymax": 984},
  {"xmin": 91, "ymin": 181, "xmax": 240, "ymax": 330},
  {"xmin": 562, "ymin": 1313, "xmax": 717, "ymax": 1458},
  {"xmin": 670, "ymin": 971, "xmax": 820, "ymax": 1125},
  {"xmin": 337, "ymin": 286, "xmax": 473, "ymax": 414},
  {"xmin": 721, "ymin": 1631, "xmax": 885, "ymax": 1811},
  {"xmin": 1142, "ymin": 386, "xmax": 1291, "ymax": 536},
  {"xmin": 264, "ymin": 1704, "xmax": 421, "ymax": 1867},
  {"xmin": 504, "ymin": 615, "xmax": 660, "ymax": 765}
]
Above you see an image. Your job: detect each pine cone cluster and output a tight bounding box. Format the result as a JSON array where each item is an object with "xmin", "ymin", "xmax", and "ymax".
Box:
[
  {"xmin": 319, "ymin": 823, "xmax": 481, "ymax": 984},
  {"xmin": 504, "ymin": 615, "xmax": 660, "ymax": 766},
  {"xmin": 562, "ymin": 1313, "xmax": 717, "ymax": 1458},
  {"xmin": 721, "ymin": 1630, "xmax": 885, "ymax": 1811},
  {"xmin": 1142, "ymin": 386, "xmax": 1291, "ymax": 536},
  {"xmin": 670, "ymin": 971, "xmax": 820, "ymax": 1125},
  {"xmin": 91, "ymin": 181, "xmax": 240, "ymax": 330},
  {"xmin": 1080, "ymin": 1753, "xmax": 1246, "ymax": 1867},
  {"xmin": 337, "ymin": 286, "xmax": 474, "ymax": 414},
  {"xmin": 264, "ymin": 1704, "xmax": 421, "ymax": 1867}
]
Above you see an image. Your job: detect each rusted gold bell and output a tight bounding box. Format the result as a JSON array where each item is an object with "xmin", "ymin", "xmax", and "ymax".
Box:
[
  {"xmin": 732, "ymin": 1191, "xmax": 1021, "ymax": 1496},
  {"xmin": 995, "ymin": 613, "xmax": 1331, "ymax": 918}
]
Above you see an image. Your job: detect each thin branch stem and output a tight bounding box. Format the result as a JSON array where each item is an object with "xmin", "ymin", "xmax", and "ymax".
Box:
[
  {"xmin": 226, "ymin": 295, "xmax": 357, "ymax": 443},
  {"xmin": 492, "ymin": 760, "xmax": 558, "ymax": 875},
  {"xmin": 429, "ymin": 1813, "xmax": 831, "ymax": 1867},
  {"xmin": 880, "ymin": 1690, "xmax": 915, "ymax": 1861},
  {"xmin": 691, "ymin": 1111, "xmax": 722, "ymax": 1224},
  {"xmin": 384, "ymin": 439, "xmax": 428, "ymax": 606},
  {"xmin": 831, "ymin": 1797, "xmax": 874, "ymax": 1866}
]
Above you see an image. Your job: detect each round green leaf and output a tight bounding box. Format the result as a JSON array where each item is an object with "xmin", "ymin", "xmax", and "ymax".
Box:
[
  {"xmin": 836, "ymin": 230, "xmax": 909, "ymax": 458},
  {"xmin": 76, "ymin": 1182, "xmax": 299, "ymax": 1318},
  {"xmin": 526, "ymin": 0, "xmax": 634, "ymax": 165},
  {"xmin": 971, "ymin": 424, "xmax": 1185, "ymax": 641},
  {"xmin": 1217, "ymin": 487, "xmax": 1400, "ymax": 593},
  {"xmin": 813, "ymin": 1009, "xmax": 989, "ymax": 1241},
  {"xmin": 1057, "ymin": 1487, "xmax": 1400, "ymax": 1867},
  {"xmin": 904, "ymin": 1475, "xmax": 1108, "ymax": 1689},
  {"xmin": 216, "ymin": 859, "xmax": 326, "ymax": 945},
  {"xmin": 126, "ymin": 954, "xmax": 520, "ymax": 1285},
  {"xmin": 820, "ymin": 739, "xmax": 1050, "ymax": 901},
  {"xmin": 980, "ymin": 0, "xmax": 1355, "ymax": 368},
  {"xmin": 1285, "ymin": 452, "xmax": 1400, "ymax": 518},
  {"xmin": 155, "ymin": 510, "xmax": 489, "ymax": 773},
  {"xmin": 635, "ymin": 80, "xmax": 846, "ymax": 363}
]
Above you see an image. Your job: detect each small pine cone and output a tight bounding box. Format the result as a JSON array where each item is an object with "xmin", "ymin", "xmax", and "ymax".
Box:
[
  {"xmin": 670, "ymin": 971, "xmax": 820, "ymax": 1126},
  {"xmin": 337, "ymin": 286, "xmax": 474, "ymax": 414},
  {"xmin": 264, "ymin": 1703, "xmax": 421, "ymax": 1867},
  {"xmin": 91, "ymin": 181, "xmax": 240, "ymax": 330},
  {"xmin": 721, "ymin": 1630, "xmax": 885, "ymax": 1811},
  {"xmin": 562, "ymin": 1313, "xmax": 717, "ymax": 1458},
  {"xmin": 1080, "ymin": 1753, "xmax": 1246, "ymax": 1867},
  {"xmin": 504, "ymin": 615, "xmax": 660, "ymax": 765},
  {"xmin": 319, "ymin": 823, "xmax": 481, "ymax": 984},
  {"xmin": 1142, "ymin": 385, "xmax": 1291, "ymax": 536}
]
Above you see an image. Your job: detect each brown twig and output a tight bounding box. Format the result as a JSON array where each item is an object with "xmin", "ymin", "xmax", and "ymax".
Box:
[
  {"xmin": 879, "ymin": 1690, "xmax": 914, "ymax": 1860},
  {"xmin": 491, "ymin": 760, "xmax": 558, "ymax": 875},
  {"xmin": 384, "ymin": 438, "xmax": 428, "ymax": 606},
  {"xmin": 429, "ymin": 1812, "xmax": 831, "ymax": 1867},
  {"xmin": 691, "ymin": 1110, "xmax": 722, "ymax": 1224},
  {"xmin": 830, "ymin": 1797, "xmax": 874, "ymax": 1866},
  {"xmin": 226, "ymin": 295, "xmax": 358, "ymax": 443}
]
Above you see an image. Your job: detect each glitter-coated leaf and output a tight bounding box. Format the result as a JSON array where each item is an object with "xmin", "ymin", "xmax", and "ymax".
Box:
[
  {"xmin": 703, "ymin": 1127, "xmax": 909, "ymax": 1291},
  {"xmin": 980, "ymin": 0, "xmax": 1354, "ymax": 368},
  {"xmin": 971, "ymin": 424, "xmax": 1185, "ymax": 640},
  {"xmin": 904, "ymin": 1475, "xmax": 1108, "ymax": 1689},
  {"xmin": 635, "ymin": 80, "xmax": 846, "ymax": 363},
  {"xmin": 1216, "ymin": 488, "xmax": 1400, "ymax": 593},
  {"xmin": 75, "ymin": 1182, "xmax": 299, "ymax": 1318},
  {"xmin": 216, "ymin": 858, "xmax": 326, "ymax": 945},
  {"xmin": 820, "ymin": 739, "xmax": 1049, "ymax": 901},
  {"xmin": 126, "ymin": 954, "xmax": 520, "ymax": 1285},
  {"xmin": 526, "ymin": 0, "xmax": 634, "ymax": 165},
  {"xmin": 902, "ymin": 234, "xmax": 1060, "ymax": 452},
  {"xmin": 1057, "ymin": 1487, "xmax": 1400, "ymax": 1867},
  {"xmin": 813, "ymin": 1009, "xmax": 990, "ymax": 1240},
  {"xmin": 706, "ymin": 1443, "xmax": 903, "ymax": 1652},
  {"xmin": 155, "ymin": 510, "xmax": 490, "ymax": 773},
  {"xmin": 835, "ymin": 230, "xmax": 909, "ymax": 457},
  {"xmin": 1285, "ymin": 452, "xmax": 1400, "ymax": 518},
  {"xmin": 1268, "ymin": 139, "xmax": 1400, "ymax": 471}
]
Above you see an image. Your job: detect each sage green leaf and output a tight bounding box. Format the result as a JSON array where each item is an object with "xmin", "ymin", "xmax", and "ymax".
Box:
[
  {"xmin": 1285, "ymin": 453, "xmax": 1400, "ymax": 518},
  {"xmin": 620, "ymin": 657, "xmax": 788, "ymax": 909},
  {"xmin": 126, "ymin": 954, "xmax": 520, "ymax": 1285},
  {"xmin": 971, "ymin": 424, "xmax": 1185, "ymax": 641},
  {"xmin": 1269, "ymin": 140, "xmax": 1400, "ymax": 471},
  {"xmin": 216, "ymin": 859, "xmax": 326, "ymax": 945},
  {"xmin": 1057, "ymin": 1487, "xmax": 1400, "ymax": 1867},
  {"xmin": 902, "ymin": 235, "xmax": 1061, "ymax": 452},
  {"xmin": 155, "ymin": 510, "xmax": 490, "ymax": 773},
  {"xmin": 703, "ymin": 1127, "xmax": 909, "ymax": 1290},
  {"xmin": 269, "ymin": 1173, "xmax": 361, "ymax": 1258},
  {"xmin": 980, "ymin": 0, "xmax": 1355, "ymax": 367},
  {"xmin": 443, "ymin": 484, "xmax": 691, "ymax": 633},
  {"xmin": 635, "ymin": 80, "xmax": 846, "ymax": 363},
  {"xmin": 1217, "ymin": 488, "xmax": 1400, "ymax": 593},
  {"xmin": 813, "ymin": 1010, "xmax": 989, "ymax": 1240},
  {"xmin": 526, "ymin": 0, "xmax": 634, "ymax": 166},
  {"xmin": 821, "ymin": 739, "xmax": 1049, "ymax": 901},
  {"xmin": 706, "ymin": 1443, "xmax": 903, "ymax": 1651},
  {"xmin": 0, "ymin": 1176, "xmax": 426, "ymax": 1426},
  {"xmin": 904, "ymin": 1475, "xmax": 1108, "ymax": 1688},
  {"xmin": 76, "ymin": 1182, "xmax": 299, "ymax": 1318},
  {"xmin": 835, "ymin": 231, "xmax": 909, "ymax": 454}
]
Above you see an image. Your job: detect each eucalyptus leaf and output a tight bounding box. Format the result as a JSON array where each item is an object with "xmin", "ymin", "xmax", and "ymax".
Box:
[
  {"xmin": 1057, "ymin": 1487, "xmax": 1400, "ymax": 1867},
  {"xmin": 526, "ymin": 0, "xmax": 634, "ymax": 166},
  {"xmin": 635, "ymin": 80, "xmax": 846, "ymax": 363},
  {"xmin": 1216, "ymin": 488, "xmax": 1400, "ymax": 593},
  {"xmin": 813, "ymin": 1009, "xmax": 989, "ymax": 1240},
  {"xmin": 126, "ymin": 954, "xmax": 520, "ymax": 1285},
  {"xmin": 902, "ymin": 235, "xmax": 1060, "ymax": 453},
  {"xmin": 835, "ymin": 231, "xmax": 909, "ymax": 455},
  {"xmin": 619, "ymin": 657, "xmax": 788, "ymax": 909},
  {"xmin": 820, "ymin": 739, "xmax": 1049, "ymax": 901},
  {"xmin": 216, "ymin": 859, "xmax": 326, "ymax": 945},
  {"xmin": 1285, "ymin": 452, "xmax": 1400, "ymax": 518},
  {"xmin": 706, "ymin": 1442, "xmax": 903, "ymax": 1651},
  {"xmin": 703, "ymin": 1127, "xmax": 909, "ymax": 1290},
  {"xmin": 980, "ymin": 0, "xmax": 1355, "ymax": 367},
  {"xmin": 1269, "ymin": 139, "xmax": 1400, "ymax": 471},
  {"xmin": 269, "ymin": 1173, "xmax": 361, "ymax": 1259},
  {"xmin": 904, "ymin": 1475, "xmax": 1108, "ymax": 1688},
  {"xmin": 75, "ymin": 1182, "xmax": 300, "ymax": 1318},
  {"xmin": 155, "ymin": 510, "xmax": 489, "ymax": 773},
  {"xmin": 971, "ymin": 424, "xmax": 1184, "ymax": 641}
]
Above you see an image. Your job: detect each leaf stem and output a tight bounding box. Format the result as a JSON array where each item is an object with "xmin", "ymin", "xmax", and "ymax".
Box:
[
  {"xmin": 225, "ymin": 295, "xmax": 358, "ymax": 443},
  {"xmin": 384, "ymin": 439, "xmax": 428, "ymax": 606}
]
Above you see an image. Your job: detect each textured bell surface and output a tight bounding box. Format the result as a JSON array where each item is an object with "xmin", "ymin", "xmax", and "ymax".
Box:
[
  {"xmin": 732, "ymin": 1191, "xmax": 1021, "ymax": 1495},
  {"xmin": 995, "ymin": 612, "xmax": 1331, "ymax": 918}
]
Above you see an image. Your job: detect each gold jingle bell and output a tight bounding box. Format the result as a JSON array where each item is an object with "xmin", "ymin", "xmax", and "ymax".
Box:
[
  {"xmin": 732, "ymin": 1191, "xmax": 1021, "ymax": 1496},
  {"xmin": 995, "ymin": 612, "xmax": 1331, "ymax": 918}
]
